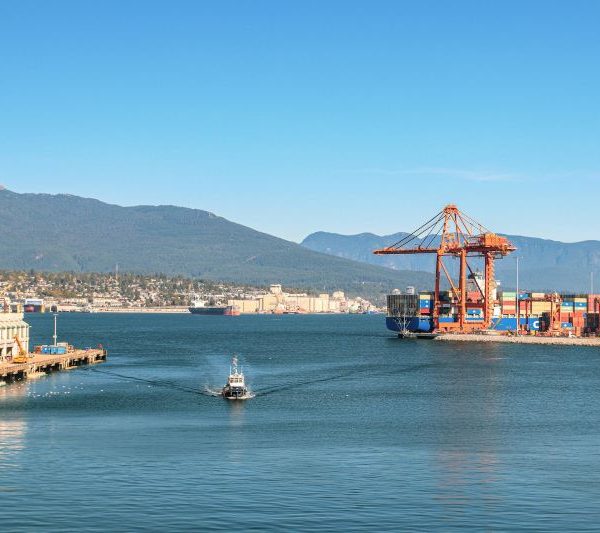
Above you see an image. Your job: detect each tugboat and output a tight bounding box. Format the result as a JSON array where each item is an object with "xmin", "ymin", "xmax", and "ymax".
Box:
[{"xmin": 222, "ymin": 356, "xmax": 250, "ymax": 400}]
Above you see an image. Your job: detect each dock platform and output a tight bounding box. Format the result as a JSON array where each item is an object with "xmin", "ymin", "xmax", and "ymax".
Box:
[
  {"xmin": 0, "ymin": 348, "xmax": 107, "ymax": 383},
  {"xmin": 436, "ymin": 334, "xmax": 600, "ymax": 347}
]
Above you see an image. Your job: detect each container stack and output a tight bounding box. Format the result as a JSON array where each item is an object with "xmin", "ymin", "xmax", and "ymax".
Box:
[
  {"xmin": 419, "ymin": 293, "xmax": 433, "ymax": 315},
  {"xmin": 560, "ymin": 298, "xmax": 575, "ymax": 330},
  {"xmin": 501, "ymin": 291, "xmax": 516, "ymax": 315},
  {"xmin": 585, "ymin": 313, "xmax": 600, "ymax": 334},
  {"xmin": 573, "ymin": 297, "xmax": 587, "ymax": 331},
  {"xmin": 587, "ymin": 294, "xmax": 600, "ymax": 314},
  {"xmin": 37, "ymin": 345, "xmax": 67, "ymax": 355},
  {"xmin": 531, "ymin": 300, "xmax": 552, "ymax": 315}
]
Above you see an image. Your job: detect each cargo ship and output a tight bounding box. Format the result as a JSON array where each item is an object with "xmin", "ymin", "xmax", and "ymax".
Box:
[
  {"xmin": 189, "ymin": 301, "xmax": 240, "ymax": 316},
  {"xmin": 386, "ymin": 284, "xmax": 600, "ymax": 336}
]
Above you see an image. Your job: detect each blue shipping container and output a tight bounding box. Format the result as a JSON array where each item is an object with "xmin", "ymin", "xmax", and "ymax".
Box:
[
  {"xmin": 518, "ymin": 292, "xmax": 530, "ymax": 300},
  {"xmin": 40, "ymin": 345, "xmax": 67, "ymax": 355},
  {"xmin": 491, "ymin": 317, "xmax": 541, "ymax": 331}
]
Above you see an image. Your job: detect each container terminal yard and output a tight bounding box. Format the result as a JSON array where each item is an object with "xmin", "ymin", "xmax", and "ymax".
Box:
[
  {"xmin": 0, "ymin": 311, "xmax": 107, "ymax": 385},
  {"xmin": 376, "ymin": 205, "xmax": 600, "ymax": 343}
]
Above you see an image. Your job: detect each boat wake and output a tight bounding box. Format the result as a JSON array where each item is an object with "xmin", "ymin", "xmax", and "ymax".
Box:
[
  {"xmin": 88, "ymin": 368, "xmax": 203, "ymax": 396},
  {"xmin": 202, "ymin": 386, "xmax": 222, "ymax": 397}
]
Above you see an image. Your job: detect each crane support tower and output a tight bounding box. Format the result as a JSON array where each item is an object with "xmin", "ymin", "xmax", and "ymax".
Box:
[{"xmin": 373, "ymin": 204, "xmax": 516, "ymax": 333}]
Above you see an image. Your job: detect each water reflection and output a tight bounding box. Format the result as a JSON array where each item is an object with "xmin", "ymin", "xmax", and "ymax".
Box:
[
  {"xmin": 433, "ymin": 345, "xmax": 505, "ymax": 509},
  {"xmin": 0, "ymin": 383, "xmax": 28, "ymax": 472},
  {"xmin": 226, "ymin": 401, "xmax": 247, "ymax": 463}
]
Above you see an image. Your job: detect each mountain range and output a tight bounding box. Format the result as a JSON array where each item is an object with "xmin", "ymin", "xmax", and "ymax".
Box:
[
  {"xmin": 301, "ymin": 231, "xmax": 600, "ymax": 293},
  {"xmin": 0, "ymin": 189, "xmax": 431, "ymax": 300},
  {"xmin": 3, "ymin": 188, "xmax": 598, "ymax": 298}
]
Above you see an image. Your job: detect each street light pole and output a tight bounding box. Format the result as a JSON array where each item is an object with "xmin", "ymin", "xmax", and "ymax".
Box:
[
  {"xmin": 515, "ymin": 256, "xmax": 520, "ymax": 336},
  {"xmin": 53, "ymin": 313, "xmax": 58, "ymax": 346}
]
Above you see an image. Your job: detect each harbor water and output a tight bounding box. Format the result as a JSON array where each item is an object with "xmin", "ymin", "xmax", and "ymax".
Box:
[{"xmin": 1, "ymin": 313, "xmax": 600, "ymax": 531}]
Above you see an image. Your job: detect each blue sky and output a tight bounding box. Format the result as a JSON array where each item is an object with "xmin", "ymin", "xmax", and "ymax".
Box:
[{"xmin": 1, "ymin": 0, "xmax": 598, "ymax": 242}]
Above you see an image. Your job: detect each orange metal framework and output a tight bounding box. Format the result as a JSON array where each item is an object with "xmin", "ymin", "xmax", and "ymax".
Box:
[{"xmin": 373, "ymin": 204, "xmax": 516, "ymax": 333}]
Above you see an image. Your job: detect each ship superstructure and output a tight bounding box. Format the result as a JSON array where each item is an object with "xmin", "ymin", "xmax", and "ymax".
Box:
[{"xmin": 221, "ymin": 356, "xmax": 250, "ymax": 400}]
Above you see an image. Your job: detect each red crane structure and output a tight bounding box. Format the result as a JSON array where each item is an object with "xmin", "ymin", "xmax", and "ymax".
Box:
[{"xmin": 373, "ymin": 204, "xmax": 516, "ymax": 333}]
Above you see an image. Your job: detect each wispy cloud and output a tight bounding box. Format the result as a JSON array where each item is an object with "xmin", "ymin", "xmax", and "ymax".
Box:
[
  {"xmin": 341, "ymin": 166, "xmax": 516, "ymax": 182},
  {"xmin": 342, "ymin": 167, "xmax": 600, "ymax": 183}
]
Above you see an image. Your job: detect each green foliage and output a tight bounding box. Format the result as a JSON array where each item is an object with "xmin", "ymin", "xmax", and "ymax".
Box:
[{"xmin": 0, "ymin": 190, "xmax": 432, "ymax": 300}]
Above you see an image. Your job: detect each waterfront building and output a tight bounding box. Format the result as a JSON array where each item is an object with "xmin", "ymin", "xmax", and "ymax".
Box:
[
  {"xmin": 0, "ymin": 312, "xmax": 30, "ymax": 360},
  {"xmin": 228, "ymin": 284, "xmax": 373, "ymax": 314}
]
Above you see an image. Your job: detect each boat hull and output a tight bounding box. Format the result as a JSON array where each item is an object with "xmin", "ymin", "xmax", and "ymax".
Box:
[
  {"xmin": 221, "ymin": 385, "xmax": 250, "ymax": 400},
  {"xmin": 386, "ymin": 316, "xmax": 542, "ymax": 333},
  {"xmin": 189, "ymin": 305, "xmax": 239, "ymax": 316}
]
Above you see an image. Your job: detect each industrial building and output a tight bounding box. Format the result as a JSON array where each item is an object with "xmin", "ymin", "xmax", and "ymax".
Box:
[
  {"xmin": 228, "ymin": 284, "xmax": 371, "ymax": 314},
  {"xmin": 0, "ymin": 312, "xmax": 30, "ymax": 361}
]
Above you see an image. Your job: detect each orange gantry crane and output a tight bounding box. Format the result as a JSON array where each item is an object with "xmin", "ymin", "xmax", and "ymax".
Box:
[{"xmin": 373, "ymin": 204, "xmax": 516, "ymax": 333}]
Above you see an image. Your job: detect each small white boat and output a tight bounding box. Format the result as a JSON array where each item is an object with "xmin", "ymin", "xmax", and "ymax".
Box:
[{"xmin": 222, "ymin": 356, "xmax": 250, "ymax": 400}]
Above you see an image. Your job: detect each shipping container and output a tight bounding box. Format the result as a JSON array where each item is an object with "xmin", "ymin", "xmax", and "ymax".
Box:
[
  {"xmin": 585, "ymin": 313, "xmax": 599, "ymax": 331},
  {"xmin": 491, "ymin": 317, "xmax": 541, "ymax": 331},
  {"xmin": 518, "ymin": 292, "xmax": 530, "ymax": 300},
  {"xmin": 588, "ymin": 295, "xmax": 600, "ymax": 313},
  {"xmin": 387, "ymin": 294, "xmax": 419, "ymax": 317},
  {"xmin": 531, "ymin": 302, "xmax": 552, "ymax": 313}
]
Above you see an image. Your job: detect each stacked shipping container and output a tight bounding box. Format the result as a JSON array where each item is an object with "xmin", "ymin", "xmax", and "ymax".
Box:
[
  {"xmin": 419, "ymin": 293, "xmax": 433, "ymax": 315},
  {"xmin": 387, "ymin": 288, "xmax": 600, "ymax": 335}
]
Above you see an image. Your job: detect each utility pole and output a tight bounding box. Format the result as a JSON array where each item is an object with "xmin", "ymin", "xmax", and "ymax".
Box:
[{"xmin": 591, "ymin": 271, "xmax": 594, "ymax": 295}]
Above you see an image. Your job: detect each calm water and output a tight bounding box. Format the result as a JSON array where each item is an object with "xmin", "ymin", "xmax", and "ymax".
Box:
[{"xmin": 1, "ymin": 313, "xmax": 599, "ymax": 531}]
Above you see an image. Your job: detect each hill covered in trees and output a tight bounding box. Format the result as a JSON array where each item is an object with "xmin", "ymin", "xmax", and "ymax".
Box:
[{"xmin": 0, "ymin": 190, "xmax": 432, "ymax": 299}]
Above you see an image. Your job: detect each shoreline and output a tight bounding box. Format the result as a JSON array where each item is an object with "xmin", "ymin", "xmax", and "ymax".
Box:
[
  {"xmin": 49, "ymin": 308, "xmax": 377, "ymax": 315},
  {"xmin": 436, "ymin": 333, "xmax": 600, "ymax": 347}
]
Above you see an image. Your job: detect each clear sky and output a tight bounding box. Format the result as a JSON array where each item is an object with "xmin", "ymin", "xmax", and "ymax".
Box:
[{"xmin": 1, "ymin": 0, "xmax": 599, "ymax": 242}]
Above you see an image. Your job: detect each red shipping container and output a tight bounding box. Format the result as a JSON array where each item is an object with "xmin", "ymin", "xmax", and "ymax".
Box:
[{"xmin": 588, "ymin": 295, "xmax": 600, "ymax": 313}]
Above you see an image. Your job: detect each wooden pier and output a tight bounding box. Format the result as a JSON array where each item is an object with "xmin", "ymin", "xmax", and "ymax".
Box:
[{"xmin": 0, "ymin": 348, "xmax": 107, "ymax": 383}]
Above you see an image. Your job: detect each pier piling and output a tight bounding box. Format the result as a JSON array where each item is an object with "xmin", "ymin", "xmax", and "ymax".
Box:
[{"xmin": 0, "ymin": 348, "xmax": 107, "ymax": 384}]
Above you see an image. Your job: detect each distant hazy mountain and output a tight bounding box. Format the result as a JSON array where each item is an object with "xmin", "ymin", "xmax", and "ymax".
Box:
[
  {"xmin": 301, "ymin": 231, "xmax": 600, "ymax": 293},
  {"xmin": 0, "ymin": 189, "xmax": 433, "ymax": 299}
]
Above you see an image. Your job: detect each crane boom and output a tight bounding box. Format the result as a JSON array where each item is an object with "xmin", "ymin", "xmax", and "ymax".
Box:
[
  {"xmin": 13, "ymin": 335, "xmax": 28, "ymax": 363},
  {"xmin": 374, "ymin": 204, "xmax": 516, "ymax": 333}
]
